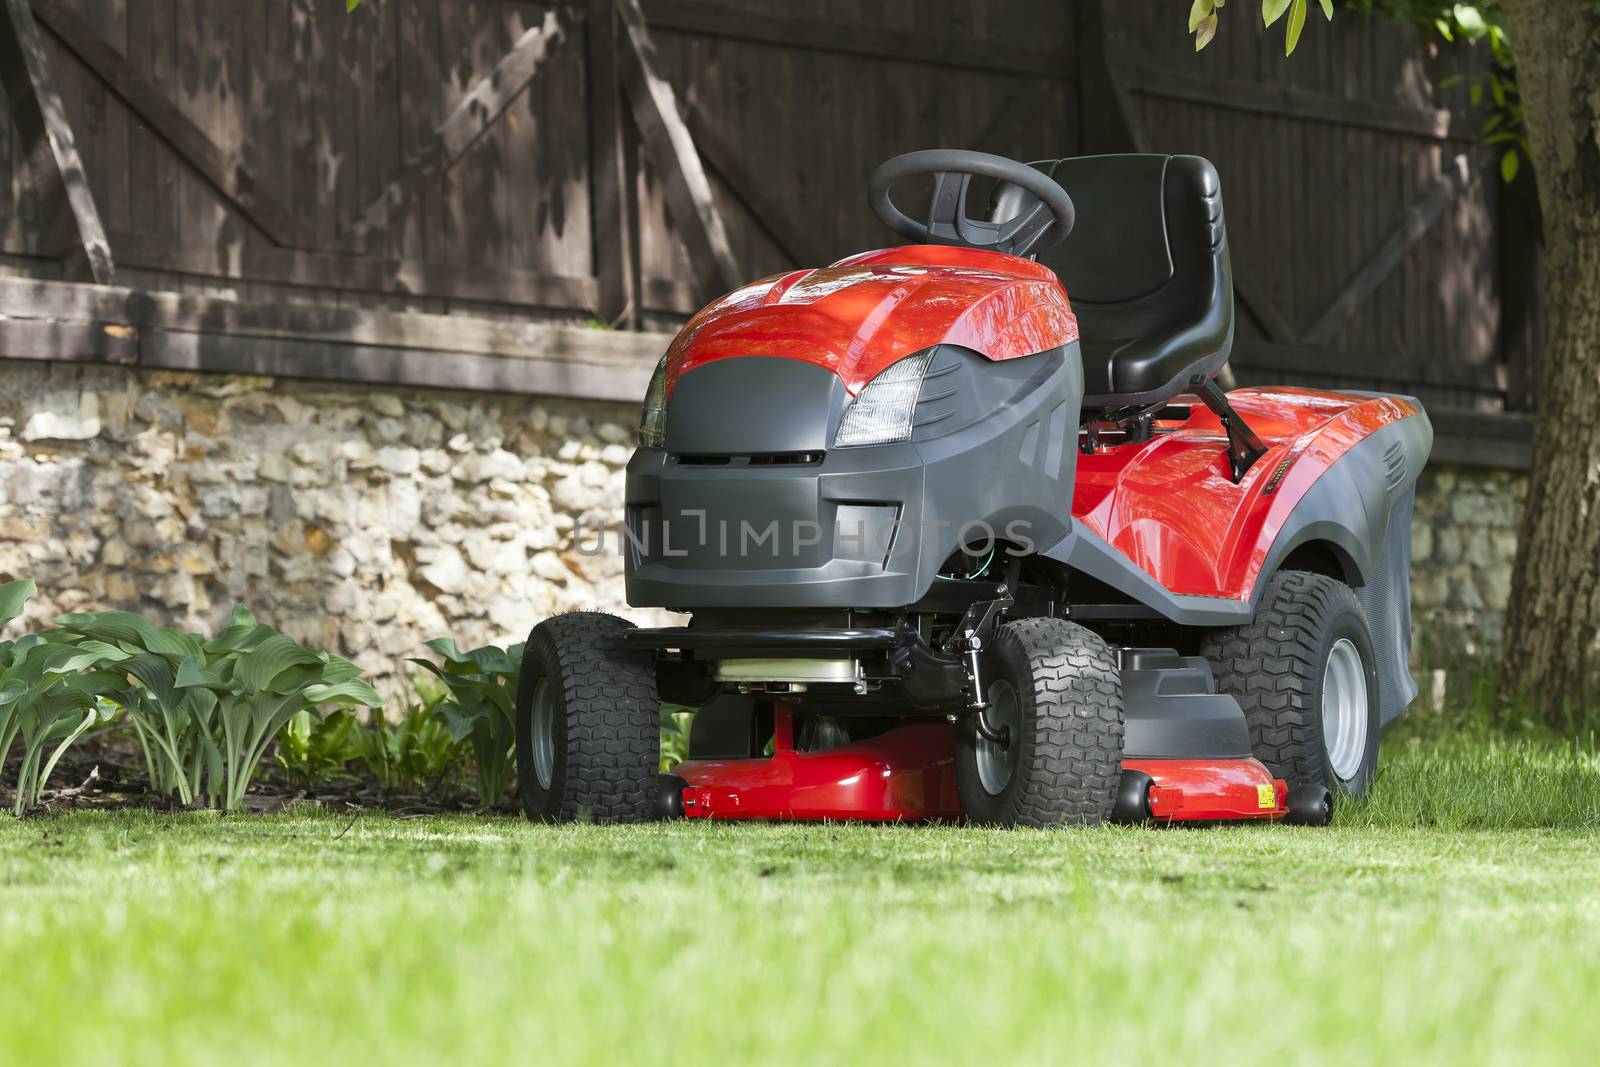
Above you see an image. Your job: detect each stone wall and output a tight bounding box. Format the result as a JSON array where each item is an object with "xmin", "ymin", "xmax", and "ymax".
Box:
[
  {"xmin": 1408, "ymin": 462, "xmax": 1525, "ymax": 663},
  {"xmin": 1, "ymin": 359, "xmax": 1524, "ymax": 689},
  {"xmin": 0, "ymin": 359, "xmax": 657, "ymax": 695}
]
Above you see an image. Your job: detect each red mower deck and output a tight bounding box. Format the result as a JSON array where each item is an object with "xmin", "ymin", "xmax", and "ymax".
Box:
[{"xmin": 668, "ymin": 703, "xmax": 1288, "ymax": 824}]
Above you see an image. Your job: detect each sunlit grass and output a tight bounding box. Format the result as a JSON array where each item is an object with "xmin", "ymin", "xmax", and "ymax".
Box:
[{"xmin": 3, "ymin": 738, "xmax": 1600, "ymax": 1067}]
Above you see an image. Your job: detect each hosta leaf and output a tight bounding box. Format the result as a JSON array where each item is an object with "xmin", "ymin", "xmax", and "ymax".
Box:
[
  {"xmin": 410, "ymin": 658, "xmax": 447, "ymax": 680},
  {"xmin": 55, "ymin": 610, "xmax": 156, "ymax": 646},
  {"xmin": 432, "ymin": 699, "xmax": 481, "ymax": 742},
  {"xmin": 8, "ymin": 639, "xmax": 106, "ymax": 681},
  {"xmin": 303, "ymin": 679, "xmax": 383, "ymax": 708},
  {"xmin": 175, "ymin": 655, "xmax": 226, "ymax": 690},
  {"xmin": 122, "ymin": 652, "xmax": 180, "ymax": 701},
  {"xmin": 422, "ymin": 637, "xmax": 466, "ymax": 664},
  {"xmin": 318, "ymin": 653, "xmax": 364, "ymax": 685},
  {"xmin": 44, "ymin": 639, "xmax": 131, "ymax": 675},
  {"xmin": 204, "ymin": 604, "xmax": 274, "ymax": 656},
  {"xmin": 0, "ymin": 579, "xmax": 35, "ymax": 631},
  {"xmin": 232, "ymin": 634, "xmax": 325, "ymax": 694}
]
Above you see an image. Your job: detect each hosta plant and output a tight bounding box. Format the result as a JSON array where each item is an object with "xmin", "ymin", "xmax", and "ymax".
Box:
[
  {"xmin": 1, "ymin": 580, "xmax": 124, "ymax": 815},
  {"xmin": 412, "ymin": 638, "xmax": 521, "ymax": 807},
  {"xmin": 356, "ymin": 688, "xmax": 466, "ymax": 797},
  {"xmin": 53, "ymin": 611, "xmax": 218, "ymax": 805},
  {"xmin": 275, "ymin": 708, "xmax": 363, "ymax": 790},
  {"xmin": 56, "ymin": 604, "xmax": 382, "ymax": 810},
  {"xmin": 178, "ymin": 605, "xmax": 383, "ymax": 810}
]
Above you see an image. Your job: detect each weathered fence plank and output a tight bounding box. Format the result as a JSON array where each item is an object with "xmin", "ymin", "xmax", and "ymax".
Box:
[{"xmin": 0, "ymin": 0, "xmax": 114, "ymax": 282}]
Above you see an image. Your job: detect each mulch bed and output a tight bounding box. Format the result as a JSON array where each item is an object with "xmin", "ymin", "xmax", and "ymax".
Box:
[{"xmin": 1, "ymin": 731, "xmax": 516, "ymax": 818}]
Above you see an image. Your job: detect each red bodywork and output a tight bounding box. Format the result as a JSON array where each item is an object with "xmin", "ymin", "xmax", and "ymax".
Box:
[
  {"xmin": 662, "ymin": 245, "xmax": 1078, "ymax": 396},
  {"xmin": 1074, "ymin": 388, "xmax": 1419, "ymax": 600},
  {"xmin": 673, "ymin": 704, "xmax": 1287, "ymax": 823}
]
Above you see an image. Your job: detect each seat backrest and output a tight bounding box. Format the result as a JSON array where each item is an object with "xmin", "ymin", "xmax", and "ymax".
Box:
[{"xmin": 995, "ymin": 154, "xmax": 1233, "ymax": 406}]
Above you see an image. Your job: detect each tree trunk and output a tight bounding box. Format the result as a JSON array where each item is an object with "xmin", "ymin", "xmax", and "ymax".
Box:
[{"xmin": 1498, "ymin": 2, "xmax": 1600, "ymax": 720}]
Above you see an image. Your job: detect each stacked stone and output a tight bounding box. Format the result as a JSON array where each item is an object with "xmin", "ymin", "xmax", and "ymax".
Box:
[
  {"xmin": 1409, "ymin": 463, "xmax": 1525, "ymax": 660},
  {"xmin": 0, "ymin": 361, "xmax": 664, "ymax": 695}
]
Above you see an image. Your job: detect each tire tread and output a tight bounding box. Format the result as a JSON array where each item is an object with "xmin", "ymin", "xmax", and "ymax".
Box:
[{"xmin": 525, "ymin": 612, "xmax": 658, "ymax": 823}]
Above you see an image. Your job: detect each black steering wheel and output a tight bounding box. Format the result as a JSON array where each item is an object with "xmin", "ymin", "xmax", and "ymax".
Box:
[{"xmin": 869, "ymin": 149, "xmax": 1076, "ymax": 258}]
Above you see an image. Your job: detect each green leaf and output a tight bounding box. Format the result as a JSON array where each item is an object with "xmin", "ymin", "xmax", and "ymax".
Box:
[
  {"xmin": 303, "ymin": 680, "xmax": 384, "ymax": 709},
  {"xmin": 1262, "ymin": 0, "xmax": 1292, "ymax": 28},
  {"xmin": 1501, "ymin": 149, "xmax": 1519, "ymax": 184},
  {"xmin": 232, "ymin": 634, "xmax": 324, "ymax": 694},
  {"xmin": 1453, "ymin": 4, "xmax": 1487, "ymax": 36},
  {"xmin": 175, "ymin": 655, "xmax": 224, "ymax": 690},
  {"xmin": 422, "ymin": 637, "xmax": 467, "ymax": 664},
  {"xmin": 1189, "ymin": 0, "xmax": 1213, "ymax": 33},
  {"xmin": 347, "ymin": 0, "xmax": 360, "ymax": 9},
  {"xmin": 1195, "ymin": 14, "xmax": 1220, "ymax": 50},
  {"xmin": 0, "ymin": 579, "xmax": 35, "ymax": 631},
  {"xmin": 1284, "ymin": 0, "xmax": 1307, "ymax": 54},
  {"xmin": 1318, "ymin": 0, "xmax": 1332, "ymax": 19}
]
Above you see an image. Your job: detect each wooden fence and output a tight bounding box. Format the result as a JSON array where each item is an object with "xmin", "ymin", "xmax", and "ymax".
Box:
[{"xmin": 0, "ymin": 0, "xmax": 1534, "ymax": 464}]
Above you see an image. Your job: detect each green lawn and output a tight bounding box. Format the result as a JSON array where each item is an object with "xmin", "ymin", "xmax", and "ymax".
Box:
[{"xmin": 4, "ymin": 739, "xmax": 1600, "ymax": 1067}]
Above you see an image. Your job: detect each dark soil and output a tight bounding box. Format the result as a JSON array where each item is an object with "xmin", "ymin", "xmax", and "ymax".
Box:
[{"xmin": 2, "ymin": 729, "xmax": 518, "ymax": 817}]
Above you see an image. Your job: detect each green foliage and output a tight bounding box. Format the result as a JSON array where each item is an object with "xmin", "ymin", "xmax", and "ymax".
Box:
[
  {"xmin": 55, "ymin": 604, "xmax": 382, "ymax": 811},
  {"xmin": 1, "ymin": 579, "xmax": 124, "ymax": 815},
  {"xmin": 355, "ymin": 690, "xmax": 467, "ymax": 797},
  {"xmin": 660, "ymin": 704, "xmax": 693, "ymax": 771},
  {"xmin": 275, "ymin": 708, "xmax": 364, "ymax": 790},
  {"xmin": 1189, "ymin": 0, "xmax": 1335, "ymax": 55},
  {"xmin": 412, "ymin": 639, "xmax": 522, "ymax": 807},
  {"xmin": 1190, "ymin": 2, "xmax": 1530, "ymax": 184}
]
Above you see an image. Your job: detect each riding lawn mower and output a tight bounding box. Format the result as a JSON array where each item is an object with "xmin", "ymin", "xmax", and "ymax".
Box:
[{"xmin": 514, "ymin": 149, "xmax": 1431, "ymax": 828}]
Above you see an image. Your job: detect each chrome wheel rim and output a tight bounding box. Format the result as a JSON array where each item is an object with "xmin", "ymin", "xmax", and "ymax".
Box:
[
  {"xmin": 976, "ymin": 679, "xmax": 1021, "ymax": 796},
  {"xmin": 1321, "ymin": 637, "xmax": 1369, "ymax": 781},
  {"xmin": 531, "ymin": 677, "xmax": 556, "ymax": 790}
]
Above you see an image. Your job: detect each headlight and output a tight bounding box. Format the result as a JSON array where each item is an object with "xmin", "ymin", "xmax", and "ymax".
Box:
[
  {"xmin": 638, "ymin": 356, "xmax": 669, "ymax": 448},
  {"xmin": 833, "ymin": 349, "xmax": 935, "ymax": 448}
]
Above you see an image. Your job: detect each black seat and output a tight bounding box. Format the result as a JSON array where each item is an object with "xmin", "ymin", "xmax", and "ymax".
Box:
[{"xmin": 998, "ymin": 154, "xmax": 1234, "ymax": 407}]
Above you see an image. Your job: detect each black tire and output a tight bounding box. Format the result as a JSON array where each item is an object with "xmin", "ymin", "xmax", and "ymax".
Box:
[
  {"xmin": 1201, "ymin": 570, "xmax": 1381, "ymax": 797},
  {"xmin": 515, "ymin": 612, "xmax": 659, "ymax": 823},
  {"xmin": 955, "ymin": 617, "xmax": 1125, "ymax": 827}
]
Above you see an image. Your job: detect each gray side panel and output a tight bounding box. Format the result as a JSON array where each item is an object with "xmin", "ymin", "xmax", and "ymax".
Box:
[
  {"xmin": 1257, "ymin": 409, "xmax": 1433, "ymax": 588},
  {"xmin": 1358, "ymin": 488, "xmax": 1419, "ymax": 726}
]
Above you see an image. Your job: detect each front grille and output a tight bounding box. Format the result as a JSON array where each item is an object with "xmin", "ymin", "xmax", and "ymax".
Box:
[{"xmin": 671, "ymin": 452, "xmax": 823, "ymax": 467}]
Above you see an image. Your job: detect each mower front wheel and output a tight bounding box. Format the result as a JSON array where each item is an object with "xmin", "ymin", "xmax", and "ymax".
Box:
[
  {"xmin": 515, "ymin": 612, "xmax": 660, "ymax": 823},
  {"xmin": 955, "ymin": 618, "xmax": 1125, "ymax": 827}
]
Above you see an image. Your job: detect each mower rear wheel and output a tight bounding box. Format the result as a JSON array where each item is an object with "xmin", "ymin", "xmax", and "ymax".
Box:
[
  {"xmin": 1201, "ymin": 569, "xmax": 1381, "ymax": 797},
  {"xmin": 515, "ymin": 612, "xmax": 659, "ymax": 823},
  {"xmin": 955, "ymin": 618, "xmax": 1125, "ymax": 827}
]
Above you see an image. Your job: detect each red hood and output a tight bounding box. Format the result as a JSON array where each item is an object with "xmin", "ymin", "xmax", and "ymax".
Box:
[{"xmin": 663, "ymin": 246, "xmax": 1079, "ymax": 395}]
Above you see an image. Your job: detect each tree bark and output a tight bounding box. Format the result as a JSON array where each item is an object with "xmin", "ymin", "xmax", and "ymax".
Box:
[{"xmin": 1498, "ymin": 2, "xmax": 1600, "ymax": 719}]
